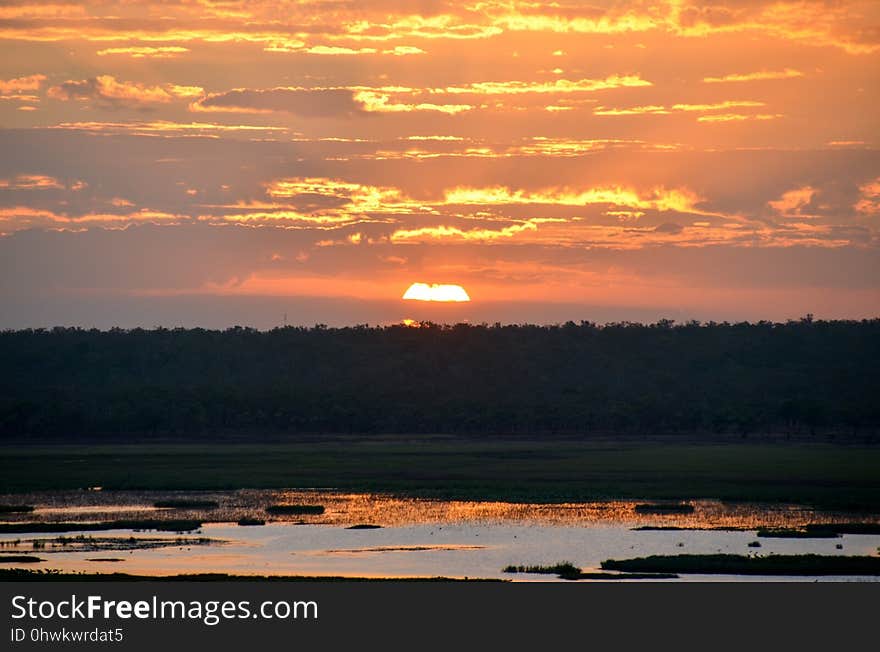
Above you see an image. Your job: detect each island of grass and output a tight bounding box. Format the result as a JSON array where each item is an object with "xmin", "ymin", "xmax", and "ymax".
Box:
[
  {"xmin": 0, "ymin": 505, "xmax": 35, "ymax": 514},
  {"xmin": 236, "ymin": 518, "xmax": 265, "ymax": 526},
  {"xmin": 755, "ymin": 522, "xmax": 880, "ymax": 538},
  {"xmin": 503, "ymin": 562, "xmax": 677, "ymax": 580},
  {"xmin": 601, "ymin": 554, "xmax": 880, "ymax": 575},
  {"xmin": 757, "ymin": 528, "xmax": 840, "ymax": 538},
  {"xmin": 0, "ymin": 519, "xmax": 202, "ymax": 534},
  {"xmin": 806, "ymin": 523, "xmax": 880, "ymax": 535},
  {"xmin": 266, "ymin": 504, "xmax": 325, "ymax": 516},
  {"xmin": 504, "ymin": 562, "xmax": 581, "ymax": 579},
  {"xmin": 0, "ymin": 555, "xmax": 44, "ymax": 563}
]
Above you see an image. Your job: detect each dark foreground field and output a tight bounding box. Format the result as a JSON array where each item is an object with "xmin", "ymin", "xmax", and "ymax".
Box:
[{"xmin": 2, "ymin": 437, "xmax": 878, "ymax": 510}]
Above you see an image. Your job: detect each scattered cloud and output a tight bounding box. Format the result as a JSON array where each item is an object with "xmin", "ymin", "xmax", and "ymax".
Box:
[
  {"xmin": 194, "ymin": 87, "xmax": 366, "ymax": 117},
  {"xmin": 0, "ymin": 74, "xmax": 46, "ymax": 94},
  {"xmin": 703, "ymin": 69, "xmax": 805, "ymax": 83},
  {"xmin": 96, "ymin": 46, "xmax": 190, "ymax": 58},
  {"xmin": 48, "ymin": 75, "xmax": 203, "ymax": 108},
  {"xmin": 855, "ymin": 178, "xmax": 880, "ymax": 215}
]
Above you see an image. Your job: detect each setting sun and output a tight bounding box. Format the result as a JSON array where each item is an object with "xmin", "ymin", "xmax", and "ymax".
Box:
[{"xmin": 402, "ymin": 283, "xmax": 471, "ymax": 302}]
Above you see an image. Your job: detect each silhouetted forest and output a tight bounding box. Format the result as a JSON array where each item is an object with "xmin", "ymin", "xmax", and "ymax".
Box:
[{"xmin": 1, "ymin": 318, "xmax": 878, "ymax": 440}]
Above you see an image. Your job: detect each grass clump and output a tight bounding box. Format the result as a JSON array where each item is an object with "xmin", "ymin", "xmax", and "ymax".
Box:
[
  {"xmin": 0, "ymin": 504, "xmax": 35, "ymax": 514},
  {"xmin": 266, "ymin": 504, "xmax": 324, "ymax": 516},
  {"xmin": 601, "ymin": 554, "xmax": 880, "ymax": 575},
  {"xmin": 0, "ymin": 520, "xmax": 201, "ymax": 534},
  {"xmin": 503, "ymin": 562, "xmax": 581, "ymax": 580},
  {"xmin": 503, "ymin": 562, "xmax": 677, "ymax": 580},
  {"xmin": 805, "ymin": 523, "xmax": 880, "ymax": 535},
  {"xmin": 756, "ymin": 528, "xmax": 840, "ymax": 538},
  {"xmin": 236, "ymin": 518, "xmax": 265, "ymax": 526}
]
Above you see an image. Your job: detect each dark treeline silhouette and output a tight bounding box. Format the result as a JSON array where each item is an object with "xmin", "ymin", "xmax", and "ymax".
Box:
[{"xmin": 1, "ymin": 317, "xmax": 878, "ymax": 440}]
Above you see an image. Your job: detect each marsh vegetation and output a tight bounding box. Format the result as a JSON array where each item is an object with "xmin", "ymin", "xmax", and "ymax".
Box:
[{"xmin": 601, "ymin": 554, "xmax": 880, "ymax": 575}]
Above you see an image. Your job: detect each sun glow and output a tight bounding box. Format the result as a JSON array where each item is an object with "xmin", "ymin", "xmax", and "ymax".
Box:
[{"xmin": 402, "ymin": 283, "xmax": 471, "ymax": 302}]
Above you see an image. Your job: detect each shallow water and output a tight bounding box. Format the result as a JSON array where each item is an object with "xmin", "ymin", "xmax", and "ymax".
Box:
[{"xmin": 1, "ymin": 490, "xmax": 879, "ymax": 581}]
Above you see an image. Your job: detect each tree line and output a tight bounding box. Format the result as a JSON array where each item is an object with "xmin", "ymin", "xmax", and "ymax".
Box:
[{"xmin": 1, "ymin": 318, "xmax": 878, "ymax": 439}]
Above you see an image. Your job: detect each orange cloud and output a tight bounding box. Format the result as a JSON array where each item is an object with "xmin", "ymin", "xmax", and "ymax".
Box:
[
  {"xmin": 596, "ymin": 100, "xmax": 768, "ymax": 118},
  {"xmin": 441, "ymin": 185, "xmax": 708, "ymax": 214},
  {"xmin": 0, "ymin": 4, "xmax": 86, "ymax": 19},
  {"xmin": 855, "ymin": 178, "xmax": 880, "ymax": 215},
  {"xmin": 0, "ymin": 74, "xmax": 46, "ymax": 94},
  {"xmin": 0, "ymin": 174, "xmax": 65, "ymax": 190},
  {"xmin": 703, "ymin": 69, "xmax": 805, "ymax": 83},
  {"xmin": 390, "ymin": 221, "xmax": 542, "ymax": 242},
  {"xmin": 96, "ymin": 46, "xmax": 190, "ymax": 58},
  {"xmin": 769, "ymin": 186, "xmax": 819, "ymax": 218},
  {"xmin": 265, "ymin": 177, "xmax": 419, "ymax": 215},
  {"xmin": 697, "ymin": 113, "xmax": 783, "ymax": 123},
  {"xmin": 0, "ymin": 1, "xmax": 876, "ymax": 55},
  {"xmin": 266, "ymin": 44, "xmax": 424, "ymax": 56},
  {"xmin": 352, "ymin": 90, "xmax": 472, "ymax": 114},
  {"xmin": 595, "ymin": 105, "xmax": 669, "ymax": 116},
  {"xmin": 672, "ymin": 101, "xmax": 765, "ymax": 112},
  {"xmin": 0, "ymin": 206, "xmax": 185, "ymax": 235},
  {"xmin": 47, "ymin": 120, "xmax": 286, "ymax": 136},
  {"xmin": 441, "ymin": 75, "xmax": 651, "ymax": 95},
  {"xmin": 48, "ymin": 75, "xmax": 203, "ymax": 107}
]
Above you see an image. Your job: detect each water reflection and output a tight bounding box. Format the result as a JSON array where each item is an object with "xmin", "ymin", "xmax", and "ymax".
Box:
[
  {"xmin": 1, "ymin": 490, "xmax": 878, "ymax": 581},
  {"xmin": 2, "ymin": 489, "xmax": 875, "ymax": 529}
]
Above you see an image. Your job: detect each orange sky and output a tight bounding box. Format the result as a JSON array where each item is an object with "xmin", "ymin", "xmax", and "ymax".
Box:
[{"xmin": 1, "ymin": 1, "xmax": 878, "ymax": 326}]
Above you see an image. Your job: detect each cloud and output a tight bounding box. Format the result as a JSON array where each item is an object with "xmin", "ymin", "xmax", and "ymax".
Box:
[
  {"xmin": 0, "ymin": 174, "xmax": 65, "ymax": 190},
  {"xmin": 855, "ymin": 178, "xmax": 880, "ymax": 215},
  {"xmin": 697, "ymin": 113, "xmax": 783, "ymax": 123},
  {"xmin": 264, "ymin": 177, "xmax": 416, "ymax": 215},
  {"xmin": 48, "ymin": 75, "xmax": 203, "ymax": 108},
  {"xmin": 769, "ymin": 186, "xmax": 819, "ymax": 218},
  {"xmin": 703, "ymin": 69, "xmax": 805, "ymax": 83},
  {"xmin": 440, "ymin": 185, "xmax": 709, "ymax": 215},
  {"xmin": 0, "ymin": 205, "xmax": 185, "ymax": 235},
  {"xmin": 595, "ymin": 100, "xmax": 769, "ymax": 119},
  {"xmin": 0, "ymin": 73, "xmax": 46, "ymax": 94},
  {"xmin": 595, "ymin": 105, "xmax": 670, "ymax": 116},
  {"xmin": 441, "ymin": 75, "xmax": 652, "ymax": 95},
  {"xmin": 96, "ymin": 46, "xmax": 190, "ymax": 58},
  {"xmin": 194, "ymin": 87, "xmax": 366, "ymax": 117},
  {"xmin": 47, "ymin": 120, "xmax": 287, "ymax": 137},
  {"xmin": 195, "ymin": 85, "xmax": 473, "ymax": 116},
  {"xmin": 193, "ymin": 75, "xmax": 651, "ymax": 118},
  {"xmin": 352, "ymin": 90, "xmax": 472, "ymax": 114},
  {"xmin": 265, "ymin": 44, "xmax": 424, "ymax": 55},
  {"xmin": 390, "ymin": 221, "xmax": 541, "ymax": 242},
  {"xmin": 0, "ymin": 1, "xmax": 877, "ymax": 55}
]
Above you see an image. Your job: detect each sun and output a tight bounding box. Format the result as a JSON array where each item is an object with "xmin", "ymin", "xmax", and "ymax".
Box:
[{"xmin": 402, "ymin": 282, "xmax": 471, "ymax": 302}]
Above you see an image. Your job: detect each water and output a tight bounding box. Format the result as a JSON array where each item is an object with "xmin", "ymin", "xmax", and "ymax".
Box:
[{"xmin": 1, "ymin": 490, "xmax": 879, "ymax": 581}]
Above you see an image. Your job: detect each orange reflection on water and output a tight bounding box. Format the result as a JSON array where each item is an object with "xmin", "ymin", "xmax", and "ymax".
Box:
[{"xmin": 2, "ymin": 489, "xmax": 876, "ymax": 530}]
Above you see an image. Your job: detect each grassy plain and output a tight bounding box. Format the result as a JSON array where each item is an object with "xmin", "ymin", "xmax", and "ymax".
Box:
[{"xmin": 1, "ymin": 436, "xmax": 878, "ymax": 510}]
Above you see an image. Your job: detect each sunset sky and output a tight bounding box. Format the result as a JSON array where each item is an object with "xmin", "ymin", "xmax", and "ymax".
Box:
[{"xmin": 1, "ymin": 0, "xmax": 878, "ymax": 328}]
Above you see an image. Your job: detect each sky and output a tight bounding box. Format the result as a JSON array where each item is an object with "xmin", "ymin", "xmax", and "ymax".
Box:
[{"xmin": 1, "ymin": 0, "xmax": 878, "ymax": 328}]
